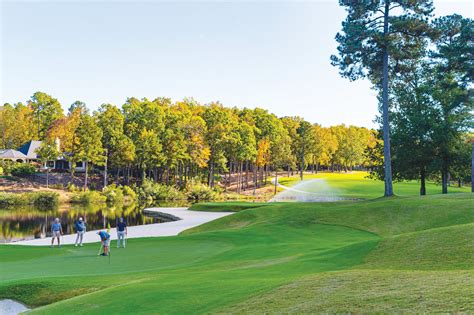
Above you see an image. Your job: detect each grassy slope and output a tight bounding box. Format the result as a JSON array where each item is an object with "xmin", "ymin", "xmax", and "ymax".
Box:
[
  {"xmin": 188, "ymin": 201, "xmax": 268, "ymax": 212},
  {"xmin": 278, "ymin": 171, "xmax": 471, "ymax": 199},
  {"xmin": 0, "ymin": 191, "xmax": 473, "ymax": 313},
  {"xmin": 222, "ymin": 270, "xmax": 474, "ymax": 314}
]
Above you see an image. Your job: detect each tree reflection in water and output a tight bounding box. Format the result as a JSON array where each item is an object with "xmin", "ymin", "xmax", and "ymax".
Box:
[{"xmin": 0, "ymin": 201, "xmax": 189, "ymax": 243}]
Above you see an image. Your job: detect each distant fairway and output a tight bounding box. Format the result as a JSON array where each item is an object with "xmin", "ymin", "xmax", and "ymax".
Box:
[
  {"xmin": 1, "ymin": 185, "xmax": 473, "ymax": 313},
  {"xmin": 277, "ymin": 171, "xmax": 471, "ymax": 199}
]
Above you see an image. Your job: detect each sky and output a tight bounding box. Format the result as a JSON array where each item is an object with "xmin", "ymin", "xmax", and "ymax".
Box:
[{"xmin": 1, "ymin": 0, "xmax": 472, "ymax": 128}]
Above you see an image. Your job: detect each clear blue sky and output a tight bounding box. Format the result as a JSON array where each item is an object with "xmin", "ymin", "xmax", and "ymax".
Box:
[{"xmin": 1, "ymin": 0, "xmax": 472, "ymax": 128}]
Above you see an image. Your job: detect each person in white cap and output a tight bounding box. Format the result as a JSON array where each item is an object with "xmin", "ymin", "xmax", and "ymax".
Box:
[
  {"xmin": 51, "ymin": 218, "xmax": 63, "ymax": 248},
  {"xmin": 74, "ymin": 217, "xmax": 86, "ymax": 247}
]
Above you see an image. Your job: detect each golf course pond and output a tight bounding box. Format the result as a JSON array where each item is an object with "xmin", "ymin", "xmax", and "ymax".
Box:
[{"xmin": 0, "ymin": 201, "xmax": 190, "ymax": 243}]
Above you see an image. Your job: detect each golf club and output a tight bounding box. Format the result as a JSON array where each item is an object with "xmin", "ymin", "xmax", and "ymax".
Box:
[{"xmin": 97, "ymin": 243, "xmax": 103, "ymax": 256}]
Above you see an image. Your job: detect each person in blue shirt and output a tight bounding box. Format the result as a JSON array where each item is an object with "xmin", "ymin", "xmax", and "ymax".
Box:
[
  {"xmin": 50, "ymin": 218, "xmax": 63, "ymax": 248},
  {"xmin": 74, "ymin": 217, "xmax": 87, "ymax": 247},
  {"xmin": 97, "ymin": 230, "xmax": 111, "ymax": 256},
  {"xmin": 116, "ymin": 217, "xmax": 127, "ymax": 249}
]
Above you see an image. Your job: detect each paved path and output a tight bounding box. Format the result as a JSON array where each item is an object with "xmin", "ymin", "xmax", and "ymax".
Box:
[{"xmin": 12, "ymin": 208, "xmax": 233, "ymax": 246}]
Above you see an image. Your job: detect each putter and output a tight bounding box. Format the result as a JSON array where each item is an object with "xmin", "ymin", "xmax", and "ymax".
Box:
[{"xmin": 97, "ymin": 243, "xmax": 103, "ymax": 256}]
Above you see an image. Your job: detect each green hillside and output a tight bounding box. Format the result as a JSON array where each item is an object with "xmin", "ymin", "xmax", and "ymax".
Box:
[{"xmin": 1, "ymin": 192, "xmax": 473, "ymax": 313}]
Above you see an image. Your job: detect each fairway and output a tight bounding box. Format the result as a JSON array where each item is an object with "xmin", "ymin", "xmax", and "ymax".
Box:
[
  {"xmin": 277, "ymin": 171, "xmax": 471, "ymax": 199},
  {"xmin": 1, "ymin": 190, "xmax": 473, "ymax": 313}
]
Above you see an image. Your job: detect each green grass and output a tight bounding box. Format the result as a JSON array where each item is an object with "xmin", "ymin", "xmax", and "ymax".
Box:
[
  {"xmin": 222, "ymin": 270, "xmax": 474, "ymax": 314},
  {"xmin": 277, "ymin": 171, "xmax": 471, "ymax": 199},
  {"xmin": 0, "ymin": 190, "xmax": 473, "ymax": 313},
  {"xmin": 188, "ymin": 201, "xmax": 268, "ymax": 212}
]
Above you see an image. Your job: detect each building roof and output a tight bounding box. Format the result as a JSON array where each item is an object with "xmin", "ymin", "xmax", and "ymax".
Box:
[
  {"xmin": 18, "ymin": 140, "xmax": 42, "ymax": 159},
  {"xmin": 0, "ymin": 149, "xmax": 28, "ymax": 159}
]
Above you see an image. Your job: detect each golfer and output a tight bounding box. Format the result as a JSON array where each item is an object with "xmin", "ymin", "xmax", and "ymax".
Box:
[
  {"xmin": 117, "ymin": 217, "xmax": 127, "ymax": 248},
  {"xmin": 74, "ymin": 217, "xmax": 86, "ymax": 247},
  {"xmin": 50, "ymin": 218, "xmax": 63, "ymax": 248},
  {"xmin": 97, "ymin": 230, "xmax": 111, "ymax": 256}
]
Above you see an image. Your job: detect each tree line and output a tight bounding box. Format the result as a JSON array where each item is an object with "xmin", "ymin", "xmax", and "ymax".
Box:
[
  {"xmin": 1, "ymin": 94, "xmax": 376, "ymax": 192},
  {"xmin": 332, "ymin": 1, "xmax": 472, "ymax": 195}
]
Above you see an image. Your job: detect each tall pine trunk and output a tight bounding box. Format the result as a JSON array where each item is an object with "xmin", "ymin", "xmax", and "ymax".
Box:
[
  {"xmin": 208, "ymin": 161, "xmax": 214, "ymax": 188},
  {"xmin": 382, "ymin": 0, "xmax": 394, "ymax": 196},
  {"xmin": 420, "ymin": 167, "xmax": 426, "ymax": 196},
  {"xmin": 264, "ymin": 164, "xmax": 268, "ymax": 185},
  {"xmin": 237, "ymin": 161, "xmax": 241, "ymax": 194},
  {"xmin": 116, "ymin": 168, "xmax": 120, "ymax": 185},
  {"xmin": 253, "ymin": 163, "xmax": 257, "ymax": 196},
  {"xmin": 300, "ymin": 152, "xmax": 304, "ymax": 181},
  {"xmin": 442, "ymin": 162, "xmax": 448, "ymax": 194},
  {"xmin": 126, "ymin": 165, "xmax": 130, "ymax": 186},
  {"xmin": 245, "ymin": 160, "xmax": 249, "ymax": 191},
  {"xmin": 84, "ymin": 161, "xmax": 88, "ymax": 191}
]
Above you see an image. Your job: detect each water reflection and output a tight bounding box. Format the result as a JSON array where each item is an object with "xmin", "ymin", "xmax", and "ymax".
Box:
[{"xmin": 0, "ymin": 201, "xmax": 190, "ymax": 243}]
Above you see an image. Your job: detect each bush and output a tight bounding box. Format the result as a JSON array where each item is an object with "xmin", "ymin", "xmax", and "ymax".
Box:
[
  {"xmin": 185, "ymin": 180, "xmax": 221, "ymax": 201},
  {"xmin": 0, "ymin": 192, "xmax": 58, "ymax": 209},
  {"xmin": 50, "ymin": 183, "xmax": 64, "ymax": 190},
  {"xmin": 103, "ymin": 184, "xmax": 124, "ymax": 204},
  {"xmin": 0, "ymin": 160, "xmax": 16, "ymax": 175},
  {"xmin": 0, "ymin": 192, "xmax": 24, "ymax": 207},
  {"xmin": 137, "ymin": 179, "xmax": 186, "ymax": 202},
  {"xmin": 28, "ymin": 192, "xmax": 59, "ymax": 208},
  {"xmin": 122, "ymin": 185, "xmax": 137, "ymax": 201},
  {"xmin": 10, "ymin": 163, "xmax": 36, "ymax": 176},
  {"xmin": 89, "ymin": 182, "xmax": 98, "ymax": 191},
  {"xmin": 71, "ymin": 191, "xmax": 106, "ymax": 204},
  {"xmin": 67, "ymin": 183, "xmax": 80, "ymax": 193},
  {"xmin": 0, "ymin": 166, "xmax": 3, "ymax": 175}
]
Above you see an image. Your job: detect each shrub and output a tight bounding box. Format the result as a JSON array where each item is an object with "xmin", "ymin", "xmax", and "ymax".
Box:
[
  {"xmin": 28, "ymin": 192, "xmax": 59, "ymax": 208},
  {"xmin": 67, "ymin": 183, "xmax": 80, "ymax": 193},
  {"xmin": 10, "ymin": 163, "xmax": 36, "ymax": 176},
  {"xmin": 50, "ymin": 183, "xmax": 64, "ymax": 190},
  {"xmin": 103, "ymin": 184, "xmax": 124, "ymax": 204},
  {"xmin": 89, "ymin": 182, "xmax": 98, "ymax": 191},
  {"xmin": 223, "ymin": 191, "xmax": 242, "ymax": 200},
  {"xmin": 0, "ymin": 166, "xmax": 3, "ymax": 175},
  {"xmin": 185, "ymin": 180, "xmax": 221, "ymax": 201},
  {"xmin": 0, "ymin": 192, "xmax": 23, "ymax": 207},
  {"xmin": 0, "ymin": 160, "xmax": 16, "ymax": 175},
  {"xmin": 137, "ymin": 179, "xmax": 186, "ymax": 202},
  {"xmin": 0, "ymin": 192, "xmax": 58, "ymax": 209},
  {"xmin": 122, "ymin": 185, "xmax": 137, "ymax": 201},
  {"xmin": 71, "ymin": 191, "xmax": 106, "ymax": 204}
]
